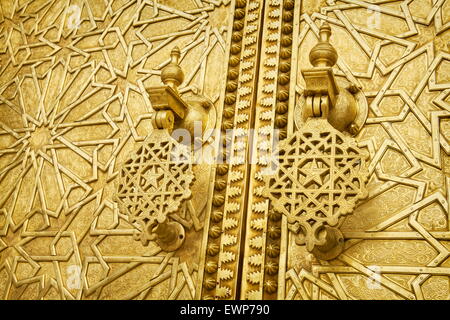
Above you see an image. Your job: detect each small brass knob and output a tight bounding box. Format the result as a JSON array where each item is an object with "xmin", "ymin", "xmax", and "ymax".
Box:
[
  {"xmin": 309, "ymin": 22, "xmax": 338, "ymax": 68},
  {"xmin": 161, "ymin": 46, "xmax": 184, "ymax": 90}
]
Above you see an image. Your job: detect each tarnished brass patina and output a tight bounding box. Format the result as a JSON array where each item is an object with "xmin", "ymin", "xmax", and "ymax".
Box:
[{"xmin": 1, "ymin": 0, "xmax": 449, "ymax": 301}]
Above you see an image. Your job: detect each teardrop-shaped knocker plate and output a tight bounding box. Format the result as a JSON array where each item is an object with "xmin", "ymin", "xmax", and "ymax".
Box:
[
  {"xmin": 262, "ymin": 118, "xmax": 369, "ymax": 260},
  {"xmin": 115, "ymin": 129, "xmax": 194, "ymax": 251}
]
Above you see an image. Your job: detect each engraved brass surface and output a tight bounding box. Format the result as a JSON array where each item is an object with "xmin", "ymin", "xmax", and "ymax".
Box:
[
  {"xmin": 0, "ymin": 0, "xmax": 450, "ymax": 300},
  {"xmin": 0, "ymin": 0, "xmax": 231, "ymax": 300},
  {"xmin": 274, "ymin": 0, "xmax": 450, "ymax": 301},
  {"xmin": 262, "ymin": 118, "xmax": 370, "ymax": 260}
]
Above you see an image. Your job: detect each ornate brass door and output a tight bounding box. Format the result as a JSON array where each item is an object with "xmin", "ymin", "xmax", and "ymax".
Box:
[{"xmin": 0, "ymin": 0, "xmax": 449, "ymax": 300}]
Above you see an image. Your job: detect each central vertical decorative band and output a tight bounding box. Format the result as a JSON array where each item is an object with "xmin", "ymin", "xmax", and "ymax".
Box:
[{"xmin": 199, "ymin": 0, "xmax": 265, "ymax": 300}]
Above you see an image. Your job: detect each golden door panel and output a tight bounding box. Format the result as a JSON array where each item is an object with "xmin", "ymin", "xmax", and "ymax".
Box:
[
  {"xmin": 0, "ymin": 0, "xmax": 237, "ymax": 300},
  {"xmin": 258, "ymin": 0, "xmax": 450, "ymax": 300},
  {"xmin": 1, "ymin": 0, "xmax": 450, "ymax": 300}
]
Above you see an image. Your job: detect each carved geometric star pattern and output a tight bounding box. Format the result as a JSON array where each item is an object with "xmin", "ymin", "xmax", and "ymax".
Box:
[
  {"xmin": 141, "ymin": 166, "xmax": 163, "ymax": 191},
  {"xmin": 116, "ymin": 129, "xmax": 194, "ymax": 228},
  {"xmin": 0, "ymin": 0, "xmax": 229, "ymax": 300},
  {"xmin": 301, "ymin": 159, "xmax": 329, "ymax": 186},
  {"xmin": 285, "ymin": 0, "xmax": 450, "ymax": 300},
  {"xmin": 263, "ymin": 119, "xmax": 369, "ymax": 251}
]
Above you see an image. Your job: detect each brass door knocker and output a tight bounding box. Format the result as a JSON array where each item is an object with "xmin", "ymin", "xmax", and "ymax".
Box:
[
  {"xmin": 114, "ymin": 47, "xmax": 214, "ymax": 252},
  {"xmin": 263, "ymin": 23, "xmax": 369, "ymax": 260}
]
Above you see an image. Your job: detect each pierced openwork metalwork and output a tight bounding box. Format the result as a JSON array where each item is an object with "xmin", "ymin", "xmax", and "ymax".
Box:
[
  {"xmin": 263, "ymin": 118, "xmax": 369, "ymax": 260},
  {"xmin": 115, "ymin": 47, "xmax": 196, "ymax": 252},
  {"xmin": 1, "ymin": 0, "xmax": 449, "ymax": 301},
  {"xmin": 115, "ymin": 129, "xmax": 194, "ymax": 251},
  {"xmin": 263, "ymin": 22, "xmax": 369, "ymax": 260}
]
